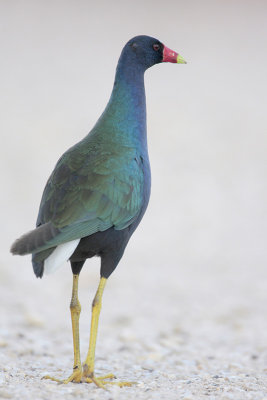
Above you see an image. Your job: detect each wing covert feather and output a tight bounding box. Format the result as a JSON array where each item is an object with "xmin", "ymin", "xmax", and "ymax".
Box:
[{"xmin": 37, "ymin": 141, "xmax": 144, "ymax": 244}]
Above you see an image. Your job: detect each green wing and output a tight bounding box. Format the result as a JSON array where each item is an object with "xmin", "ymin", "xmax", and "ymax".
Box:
[{"xmin": 36, "ymin": 139, "xmax": 144, "ymax": 248}]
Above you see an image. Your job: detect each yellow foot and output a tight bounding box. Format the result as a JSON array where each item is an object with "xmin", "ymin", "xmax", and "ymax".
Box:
[
  {"xmin": 83, "ymin": 373, "xmax": 134, "ymax": 388},
  {"xmin": 42, "ymin": 368, "xmax": 83, "ymax": 384},
  {"xmin": 43, "ymin": 370, "xmax": 134, "ymax": 388}
]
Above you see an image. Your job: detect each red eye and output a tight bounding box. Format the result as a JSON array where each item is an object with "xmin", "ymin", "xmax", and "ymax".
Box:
[{"xmin": 153, "ymin": 44, "xmax": 160, "ymax": 51}]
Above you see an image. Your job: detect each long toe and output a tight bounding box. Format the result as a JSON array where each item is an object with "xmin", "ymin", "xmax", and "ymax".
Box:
[
  {"xmin": 63, "ymin": 369, "xmax": 83, "ymax": 384},
  {"xmin": 83, "ymin": 372, "xmax": 135, "ymax": 388},
  {"xmin": 43, "ymin": 368, "xmax": 83, "ymax": 384},
  {"xmin": 42, "ymin": 375, "xmax": 62, "ymax": 383}
]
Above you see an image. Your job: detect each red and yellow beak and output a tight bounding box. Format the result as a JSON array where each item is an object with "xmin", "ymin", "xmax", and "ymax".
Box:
[{"xmin": 162, "ymin": 45, "xmax": 187, "ymax": 64}]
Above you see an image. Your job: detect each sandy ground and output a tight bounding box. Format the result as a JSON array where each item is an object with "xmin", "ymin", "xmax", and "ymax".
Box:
[
  {"xmin": 1, "ymin": 1, "xmax": 267, "ymax": 399},
  {"xmin": 1, "ymin": 250, "xmax": 267, "ymax": 400}
]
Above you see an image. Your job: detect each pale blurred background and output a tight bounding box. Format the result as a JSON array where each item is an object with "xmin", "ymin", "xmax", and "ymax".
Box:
[{"xmin": 0, "ymin": 1, "xmax": 267, "ymax": 398}]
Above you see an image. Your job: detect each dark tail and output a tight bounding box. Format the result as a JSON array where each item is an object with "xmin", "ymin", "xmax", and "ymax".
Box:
[
  {"xmin": 10, "ymin": 222, "xmax": 59, "ymax": 256},
  {"xmin": 32, "ymin": 247, "xmax": 55, "ymax": 278}
]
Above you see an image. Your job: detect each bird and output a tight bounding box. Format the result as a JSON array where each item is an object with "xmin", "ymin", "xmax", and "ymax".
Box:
[{"xmin": 11, "ymin": 35, "xmax": 186, "ymax": 388}]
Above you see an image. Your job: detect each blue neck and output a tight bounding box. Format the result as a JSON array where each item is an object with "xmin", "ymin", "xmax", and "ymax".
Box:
[{"xmin": 92, "ymin": 58, "xmax": 147, "ymax": 150}]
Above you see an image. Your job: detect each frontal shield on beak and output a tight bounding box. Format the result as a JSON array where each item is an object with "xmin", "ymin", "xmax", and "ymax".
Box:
[{"xmin": 162, "ymin": 45, "xmax": 187, "ymax": 64}]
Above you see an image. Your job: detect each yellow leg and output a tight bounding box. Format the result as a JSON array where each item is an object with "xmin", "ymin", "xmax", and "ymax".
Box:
[
  {"xmin": 63, "ymin": 273, "xmax": 83, "ymax": 383},
  {"xmin": 83, "ymin": 277, "xmax": 106, "ymax": 377},
  {"xmin": 82, "ymin": 277, "xmax": 134, "ymax": 388},
  {"xmin": 43, "ymin": 273, "xmax": 83, "ymax": 383},
  {"xmin": 44, "ymin": 276, "xmax": 134, "ymax": 388},
  {"xmin": 71, "ymin": 274, "xmax": 82, "ymax": 370}
]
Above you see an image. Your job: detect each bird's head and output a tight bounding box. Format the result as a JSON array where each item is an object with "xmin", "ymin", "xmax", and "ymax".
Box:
[{"xmin": 122, "ymin": 35, "xmax": 186, "ymax": 71}]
